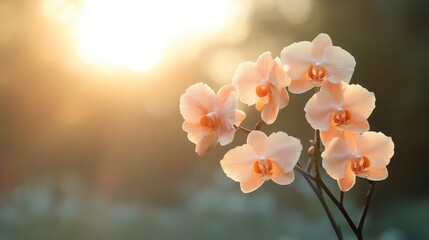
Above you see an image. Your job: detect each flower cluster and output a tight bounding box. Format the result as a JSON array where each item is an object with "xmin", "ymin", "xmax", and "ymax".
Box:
[{"xmin": 179, "ymin": 33, "xmax": 394, "ymax": 193}]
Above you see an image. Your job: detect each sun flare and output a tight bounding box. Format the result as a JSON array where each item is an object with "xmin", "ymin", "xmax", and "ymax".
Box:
[{"xmin": 71, "ymin": 0, "xmax": 240, "ymax": 72}]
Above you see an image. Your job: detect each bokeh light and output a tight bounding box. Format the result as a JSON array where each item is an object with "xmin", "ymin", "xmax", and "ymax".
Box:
[{"xmin": 40, "ymin": 0, "xmax": 248, "ymax": 71}]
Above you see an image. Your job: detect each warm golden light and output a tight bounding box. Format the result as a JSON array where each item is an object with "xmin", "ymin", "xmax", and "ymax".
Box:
[{"xmin": 71, "ymin": 0, "xmax": 242, "ymax": 72}]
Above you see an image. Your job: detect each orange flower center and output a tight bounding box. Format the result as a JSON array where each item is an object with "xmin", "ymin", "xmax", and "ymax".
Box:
[
  {"xmin": 333, "ymin": 109, "xmax": 352, "ymax": 126},
  {"xmin": 253, "ymin": 159, "xmax": 273, "ymax": 180},
  {"xmin": 307, "ymin": 64, "xmax": 327, "ymax": 86},
  {"xmin": 200, "ymin": 114, "xmax": 217, "ymax": 131},
  {"xmin": 256, "ymin": 85, "xmax": 271, "ymax": 97},
  {"xmin": 351, "ymin": 156, "xmax": 370, "ymax": 174},
  {"xmin": 255, "ymin": 85, "xmax": 273, "ymax": 111}
]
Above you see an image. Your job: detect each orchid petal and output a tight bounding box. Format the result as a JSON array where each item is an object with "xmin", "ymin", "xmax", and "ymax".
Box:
[
  {"xmin": 281, "ymin": 41, "xmax": 314, "ymax": 81},
  {"xmin": 217, "ymin": 119, "xmax": 235, "ymax": 146},
  {"xmin": 217, "ymin": 84, "xmax": 237, "ymax": 105},
  {"xmin": 321, "ymin": 81, "xmax": 344, "ymax": 105},
  {"xmin": 234, "ymin": 110, "xmax": 246, "ymax": 126},
  {"xmin": 322, "ymin": 46, "xmax": 356, "ymax": 84},
  {"xmin": 196, "ymin": 132, "xmax": 217, "ymax": 156},
  {"xmin": 322, "ymin": 137, "xmax": 352, "ymax": 179},
  {"xmin": 277, "ymin": 87, "xmax": 289, "ymax": 108},
  {"xmin": 304, "ymin": 91, "xmax": 335, "ymax": 131},
  {"xmin": 182, "ymin": 121, "xmax": 202, "ymax": 136},
  {"xmin": 271, "ymin": 162, "xmax": 295, "ymax": 185},
  {"xmin": 320, "ymin": 125, "xmax": 342, "ymax": 146},
  {"xmin": 256, "ymin": 51, "xmax": 274, "ymax": 78},
  {"xmin": 240, "ymin": 172, "xmax": 264, "ymax": 193},
  {"xmin": 247, "ymin": 131, "xmax": 267, "ymax": 156},
  {"xmin": 288, "ymin": 74, "xmax": 314, "ymax": 94},
  {"xmin": 232, "ymin": 61, "xmax": 263, "ymax": 105},
  {"xmin": 366, "ymin": 168, "xmax": 388, "ymax": 181},
  {"xmin": 345, "ymin": 112, "xmax": 370, "ymax": 133},
  {"xmin": 356, "ymin": 132, "xmax": 394, "ymax": 169},
  {"xmin": 220, "ymin": 144, "xmax": 259, "ymax": 182},
  {"xmin": 261, "ymin": 98, "xmax": 279, "ymax": 125},
  {"xmin": 337, "ymin": 165, "xmax": 356, "ymax": 192},
  {"xmin": 265, "ymin": 132, "xmax": 302, "ymax": 173},
  {"xmin": 180, "ymin": 82, "xmax": 216, "ymax": 122},
  {"xmin": 274, "ymin": 57, "xmax": 291, "ymax": 87},
  {"xmin": 342, "ymin": 84, "xmax": 376, "ymax": 118},
  {"xmin": 320, "ymin": 128, "xmax": 358, "ymax": 148},
  {"xmin": 312, "ymin": 33, "xmax": 333, "ymax": 59}
]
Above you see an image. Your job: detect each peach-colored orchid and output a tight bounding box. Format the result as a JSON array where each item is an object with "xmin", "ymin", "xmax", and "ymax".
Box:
[
  {"xmin": 321, "ymin": 132, "xmax": 394, "ymax": 192},
  {"xmin": 220, "ymin": 131, "xmax": 302, "ymax": 193},
  {"xmin": 232, "ymin": 52, "xmax": 290, "ymax": 124},
  {"xmin": 304, "ymin": 83, "xmax": 375, "ymax": 145},
  {"xmin": 280, "ymin": 33, "xmax": 356, "ymax": 94},
  {"xmin": 180, "ymin": 82, "xmax": 246, "ymax": 156}
]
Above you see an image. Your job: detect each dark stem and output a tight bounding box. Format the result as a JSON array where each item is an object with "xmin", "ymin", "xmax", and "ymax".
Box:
[
  {"xmin": 339, "ymin": 191, "xmax": 344, "ymax": 205},
  {"xmin": 296, "ymin": 165, "xmax": 343, "ymax": 240},
  {"xmin": 234, "ymin": 119, "xmax": 264, "ymax": 134},
  {"xmin": 358, "ymin": 181, "xmax": 375, "ymax": 233},
  {"xmin": 295, "ymin": 163, "xmax": 316, "ymax": 181},
  {"xmin": 317, "ymin": 177, "xmax": 360, "ymax": 237},
  {"xmin": 312, "ymin": 129, "xmax": 360, "ymax": 237}
]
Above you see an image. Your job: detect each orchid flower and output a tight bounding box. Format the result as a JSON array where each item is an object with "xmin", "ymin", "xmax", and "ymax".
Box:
[
  {"xmin": 304, "ymin": 83, "xmax": 375, "ymax": 145},
  {"xmin": 321, "ymin": 132, "xmax": 394, "ymax": 192},
  {"xmin": 180, "ymin": 82, "xmax": 246, "ymax": 156},
  {"xmin": 220, "ymin": 131, "xmax": 302, "ymax": 193},
  {"xmin": 281, "ymin": 33, "xmax": 356, "ymax": 94},
  {"xmin": 232, "ymin": 52, "xmax": 290, "ymax": 124}
]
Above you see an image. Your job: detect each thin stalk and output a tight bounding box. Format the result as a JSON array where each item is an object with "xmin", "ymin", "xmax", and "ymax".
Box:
[
  {"xmin": 339, "ymin": 191, "xmax": 344, "ymax": 205},
  {"xmin": 312, "ymin": 129, "xmax": 359, "ymax": 237},
  {"xmin": 234, "ymin": 125, "xmax": 252, "ymax": 133},
  {"xmin": 254, "ymin": 120, "xmax": 264, "ymax": 130},
  {"xmin": 295, "ymin": 163, "xmax": 316, "ymax": 181},
  {"xmin": 234, "ymin": 119, "xmax": 264, "ymax": 133},
  {"xmin": 306, "ymin": 145, "xmax": 315, "ymax": 171},
  {"xmin": 296, "ymin": 166, "xmax": 343, "ymax": 239},
  {"xmin": 358, "ymin": 181, "xmax": 375, "ymax": 233},
  {"xmin": 306, "ymin": 157, "xmax": 314, "ymax": 171}
]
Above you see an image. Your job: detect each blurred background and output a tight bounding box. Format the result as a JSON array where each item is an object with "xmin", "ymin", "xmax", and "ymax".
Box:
[{"xmin": 0, "ymin": 0, "xmax": 428, "ymax": 239}]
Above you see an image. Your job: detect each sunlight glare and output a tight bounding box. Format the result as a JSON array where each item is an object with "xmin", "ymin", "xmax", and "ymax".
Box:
[{"xmin": 73, "ymin": 0, "xmax": 241, "ymax": 72}]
